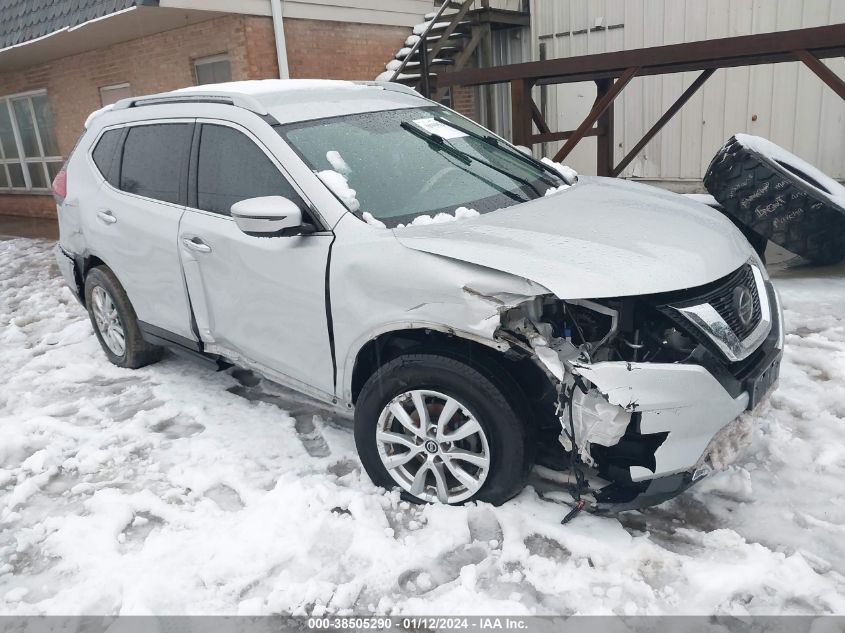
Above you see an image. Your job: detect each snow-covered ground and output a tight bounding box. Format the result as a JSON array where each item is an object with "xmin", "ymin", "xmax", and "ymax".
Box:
[{"xmin": 1, "ymin": 237, "xmax": 843, "ymax": 616}]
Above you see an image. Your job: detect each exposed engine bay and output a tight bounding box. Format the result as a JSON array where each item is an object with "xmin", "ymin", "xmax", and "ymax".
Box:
[{"xmin": 493, "ymin": 263, "xmax": 782, "ymax": 513}]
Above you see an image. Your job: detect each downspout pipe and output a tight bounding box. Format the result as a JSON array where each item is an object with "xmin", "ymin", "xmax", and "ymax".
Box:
[{"xmin": 270, "ymin": 0, "xmax": 290, "ymax": 79}]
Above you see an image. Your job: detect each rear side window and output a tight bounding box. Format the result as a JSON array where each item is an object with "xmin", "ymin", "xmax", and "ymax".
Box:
[
  {"xmin": 92, "ymin": 129, "xmax": 122, "ymax": 186},
  {"xmin": 120, "ymin": 123, "xmax": 192, "ymax": 204},
  {"xmin": 196, "ymin": 124, "xmax": 304, "ymax": 216}
]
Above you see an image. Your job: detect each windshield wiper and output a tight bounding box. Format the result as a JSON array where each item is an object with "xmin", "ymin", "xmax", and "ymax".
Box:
[
  {"xmin": 400, "ymin": 121, "xmax": 530, "ymax": 203},
  {"xmin": 433, "ymin": 116, "xmax": 571, "ymax": 186},
  {"xmin": 402, "ymin": 120, "xmax": 541, "ymax": 198},
  {"xmin": 400, "ymin": 121, "xmax": 472, "ymax": 165}
]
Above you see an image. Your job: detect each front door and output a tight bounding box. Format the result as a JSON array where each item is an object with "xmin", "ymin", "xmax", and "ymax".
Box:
[
  {"xmin": 86, "ymin": 121, "xmax": 196, "ymax": 341},
  {"xmin": 179, "ymin": 122, "xmax": 335, "ymax": 398}
]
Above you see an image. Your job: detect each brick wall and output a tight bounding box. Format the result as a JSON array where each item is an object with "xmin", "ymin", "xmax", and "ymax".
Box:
[
  {"xmin": 0, "ymin": 14, "xmax": 412, "ymax": 219},
  {"xmin": 285, "ymin": 18, "xmax": 408, "ymax": 80}
]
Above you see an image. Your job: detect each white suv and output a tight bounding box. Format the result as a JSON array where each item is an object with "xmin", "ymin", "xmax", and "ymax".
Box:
[{"xmin": 53, "ymin": 79, "xmax": 783, "ymax": 512}]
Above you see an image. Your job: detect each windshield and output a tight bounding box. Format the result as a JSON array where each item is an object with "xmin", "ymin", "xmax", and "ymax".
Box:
[{"xmin": 277, "ymin": 106, "xmax": 568, "ymax": 228}]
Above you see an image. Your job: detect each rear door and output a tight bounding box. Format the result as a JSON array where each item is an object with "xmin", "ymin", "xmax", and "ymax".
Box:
[
  {"xmin": 85, "ymin": 120, "xmax": 197, "ymax": 341},
  {"xmin": 178, "ymin": 121, "xmax": 335, "ymax": 398}
]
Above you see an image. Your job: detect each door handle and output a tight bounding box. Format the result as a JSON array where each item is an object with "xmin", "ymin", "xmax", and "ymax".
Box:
[
  {"xmin": 182, "ymin": 237, "xmax": 212, "ymax": 253},
  {"xmin": 97, "ymin": 210, "xmax": 116, "ymax": 225}
]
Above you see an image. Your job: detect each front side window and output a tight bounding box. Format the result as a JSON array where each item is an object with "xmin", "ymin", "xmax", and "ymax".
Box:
[
  {"xmin": 278, "ymin": 106, "xmax": 566, "ymax": 228},
  {"xmin": 0, "ymin": 92, "xmax": 62, "ymax": 191},
  {"xmin": 119, "ymin": 123, "xmax": 192, "ymax": 204},
  {"xmin": 196, "ymin": 124, "xmax": 305, "ymax": 216}
]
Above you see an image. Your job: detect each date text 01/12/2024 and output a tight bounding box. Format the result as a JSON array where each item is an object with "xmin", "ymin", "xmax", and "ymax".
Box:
[{"xmin": 307, "ymin": 617, "xmax": 529, "ymax": 629}]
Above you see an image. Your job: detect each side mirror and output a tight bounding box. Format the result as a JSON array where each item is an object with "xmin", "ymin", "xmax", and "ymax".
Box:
[{"xmin": 230, "ymin": 196, "xmax": 314, "ymax": 237}]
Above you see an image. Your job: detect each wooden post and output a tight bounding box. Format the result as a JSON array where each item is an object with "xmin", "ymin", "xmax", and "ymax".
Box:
[
  {"xmin": 595, "ymin": 78, "xmax": 615, "ymax": 177},
  {"xmin": 510, "ymin": 79, "xmax": 534, "ymax": 147},
  {"xmin": 480, "ymin": 23, "xmax": 495, "ymax": 130}
]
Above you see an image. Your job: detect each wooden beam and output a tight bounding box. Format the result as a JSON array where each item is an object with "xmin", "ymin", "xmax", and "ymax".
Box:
[
  {"xmin": 436, "ymin": 23, "xmax": 845, "ymax": 88},
  {"xmin": 611, "ymin": 68, "xmax": 715, "ymax": 177},
  {"xmin": 530, "ymin": 99, "xmax": 551, "ymax": 135},
  {"xmin": 510, "ymin": 79, "xmax": 534, "ymax": 147},
  {"xmin": 530, "ymin": 128, "xmax": 601, "ymax": 145},
  {"xmin": 794, "ymin": 49, "xmax": 845, "ymax": 101},
  {"xmin": 553, "ymin": 66, "xmax": 639, "ymax": 163},
  {"xmin": 595, "ymin": 78, "xmax": 615, "ymax": 176}
]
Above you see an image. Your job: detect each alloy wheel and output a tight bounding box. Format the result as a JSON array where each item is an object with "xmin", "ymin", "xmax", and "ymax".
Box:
[
  {"xmin": 91, "ymin": 285, "xmax": 126, "ymax": 356},
  {"xmin": 375, "ymin": 389, "xmax": 490, "ymax": 503}
]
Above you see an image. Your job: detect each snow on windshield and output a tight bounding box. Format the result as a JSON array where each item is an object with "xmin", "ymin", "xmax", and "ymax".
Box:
[
  {"xmin": 396, "ymin": 206, "xmax": 480, "ymax": 228},
  {"xmin": 541, "ymin": 158, "xmax": 578, "ymax": 184},
  {"xmin": 317, "ymin": 169, "xmax": 360, "ymax": 212}
]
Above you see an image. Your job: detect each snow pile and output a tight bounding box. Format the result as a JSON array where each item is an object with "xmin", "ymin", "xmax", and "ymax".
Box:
[
  {"xmin": 362, "ymin": 213, "xmax": 386, "ymax": 229},
  {"xmin": 326, "ymin": 151, "xmax": 351, "ymax": 177},
  {"xmin": 544, "ymin": 185, "xmax": 569, "ymax": 197},
  {"xmin": 317, "ymin": 170, "xmax": 360, "ymax": 212},
  {"xmin": 541, "ymin": 158, "xmax": 578, "ymax": 184},
  {"xmin": 1, "ymin": 238, "xmax": 845, "ymax": 616},
  {"xmin": 396, "ymin": 207, "xmax": 480, "ymax": 228},
  {"xmin": 413, "ymin": 21, "xmax": 450, "ymax": 36}
]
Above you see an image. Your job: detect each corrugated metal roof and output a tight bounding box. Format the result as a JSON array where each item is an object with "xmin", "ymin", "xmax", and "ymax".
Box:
[{"xmin": 0, "ymin": 0, "xmax": 157, "ymax": 50}]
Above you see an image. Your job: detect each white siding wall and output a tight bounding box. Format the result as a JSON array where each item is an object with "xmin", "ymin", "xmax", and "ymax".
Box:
[{"xmin": 529, "ymin": 0, "xmax": 845, "ymax": 183}]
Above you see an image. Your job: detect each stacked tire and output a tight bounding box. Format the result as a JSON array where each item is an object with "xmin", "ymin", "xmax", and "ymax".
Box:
[{"xmin": 704, "ymin": 134, "xmax": 845, "ymax": 265}]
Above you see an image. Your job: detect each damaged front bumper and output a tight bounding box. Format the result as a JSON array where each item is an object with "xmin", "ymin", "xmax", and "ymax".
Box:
[{"xmin": 499, "ymin": 268, "xmax": 784, "ymax": 513}]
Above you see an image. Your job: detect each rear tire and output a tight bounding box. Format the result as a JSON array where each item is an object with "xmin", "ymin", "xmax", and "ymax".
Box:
[
  {"xmin": 84, "ymin": 266, "xmax": 163, "ymax": 369},
  {"xmin": 354, "ymin": 354, "xmax": 533, "ymax": 506},
  {"xmin": 704, "ymin": 135, "xmax": 845, "ymax": 265}
]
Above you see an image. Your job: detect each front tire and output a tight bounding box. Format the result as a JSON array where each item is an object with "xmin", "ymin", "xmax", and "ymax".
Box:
[
  {"xmin": 84, "ymin": 266, "xmax": 162, "ymax": 369},
  {"xmin": 354, "ymin": 354, "xmax": 532, "ymax": 505}
]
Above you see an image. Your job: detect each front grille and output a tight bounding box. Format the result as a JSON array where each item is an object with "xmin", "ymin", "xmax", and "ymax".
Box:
[{"xmin": 700, "ymin": 264, "xmax": 762, "ymax": 339}]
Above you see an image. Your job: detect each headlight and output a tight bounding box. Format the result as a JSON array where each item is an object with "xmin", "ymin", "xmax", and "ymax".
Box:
[{"xmin": 749, "ymin": 252, "xmax": 769, "ymax": 280}]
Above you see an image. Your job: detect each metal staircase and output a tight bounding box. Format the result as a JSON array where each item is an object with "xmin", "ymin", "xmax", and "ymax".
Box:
[{"xmin": 378, "ymin": 0, "xmax": 529, "ymax": 103}]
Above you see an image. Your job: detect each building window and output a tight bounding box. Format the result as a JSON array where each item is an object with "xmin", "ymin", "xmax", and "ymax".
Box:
[
  {"xmin": 194, "ymin": 54, "xmax": 232, "ymax": 85},
  {"xmin": 0, "ymin": 91, "xmax": 62, "ymax": 192},
  {"xmin": 100, "ymin": 83, "xmax": 132, "ymax": 107}
]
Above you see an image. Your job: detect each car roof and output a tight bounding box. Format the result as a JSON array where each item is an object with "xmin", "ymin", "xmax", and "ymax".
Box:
[{"xmin": 87, "ymin": 79, "xmax": 429, "ymax": 128}]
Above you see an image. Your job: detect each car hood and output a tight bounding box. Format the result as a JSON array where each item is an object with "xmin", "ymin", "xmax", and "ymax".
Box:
[{"xmin": 393, "ymin": 177, "xmax": 753, "ymax": 299}]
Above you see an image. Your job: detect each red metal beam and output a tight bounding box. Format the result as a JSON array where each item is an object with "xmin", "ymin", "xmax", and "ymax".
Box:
[{"xmin": 553, "ymin": 67, "xmax": 639, "ymax": 163}]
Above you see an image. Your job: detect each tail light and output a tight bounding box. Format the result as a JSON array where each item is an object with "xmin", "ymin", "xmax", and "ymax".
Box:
[{"xmin": 52, "ymin": 165, "xmax": 67, "ymax": 204}]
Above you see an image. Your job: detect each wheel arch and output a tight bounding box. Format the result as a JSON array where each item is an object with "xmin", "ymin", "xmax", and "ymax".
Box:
[
  {"xmin": 73, "ymin": 252, "xmax": 108, "ymax": 307},
  {"xmin": 347, "ymin": 326, "xmax": 558, "ymax": 431}
]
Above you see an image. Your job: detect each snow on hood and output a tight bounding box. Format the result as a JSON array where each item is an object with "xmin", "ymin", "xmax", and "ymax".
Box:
[{"xmin": 394, "ymin": 177, "xmax": 753, "ymax": 299}]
